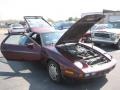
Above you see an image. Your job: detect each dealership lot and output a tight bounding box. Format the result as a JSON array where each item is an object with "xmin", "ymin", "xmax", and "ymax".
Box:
[{"xmin": 0, "ymin": 34, "xmax": 120, "ymax": 90}]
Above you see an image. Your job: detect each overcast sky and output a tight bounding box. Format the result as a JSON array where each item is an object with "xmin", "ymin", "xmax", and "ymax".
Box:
[{"xmin": 0, "ymin": 0, "xmax": 120, "ymax": 21}]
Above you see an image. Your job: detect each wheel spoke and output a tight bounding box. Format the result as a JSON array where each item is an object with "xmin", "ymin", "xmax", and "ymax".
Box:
[{"xmin": 48, "ymin": 63, "xmax": 59, "ymax": 80}]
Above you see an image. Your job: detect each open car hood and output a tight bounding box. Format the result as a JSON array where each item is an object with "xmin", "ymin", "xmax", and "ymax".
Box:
[{"xmin": 56, "ymin": 14, "xmax": 104, "ymax": 45}]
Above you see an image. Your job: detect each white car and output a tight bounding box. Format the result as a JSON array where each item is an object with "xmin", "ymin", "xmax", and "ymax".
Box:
[
  {"xmin": 82, "ymin": 24, "xmax": 113, "ymax": 43},
  {"xmin": 8, "ymin": 23, "xmax": 25, "ymax": 33},
  {"xmin": 91, "ymin": 24, "xmax": 113, "ymax": 30},
  {"xmin": 92, "ymin": 27, "xmax": 120, "ymax": 49}
]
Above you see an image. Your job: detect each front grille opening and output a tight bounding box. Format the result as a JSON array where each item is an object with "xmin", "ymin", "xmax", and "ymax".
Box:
[{"xmin": 94, "ymin": 33, "xmax": 110, "ymax": 38}]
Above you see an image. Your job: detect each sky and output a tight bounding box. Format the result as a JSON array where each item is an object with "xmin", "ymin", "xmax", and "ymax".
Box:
[{"xmin": 0, "ymin": 0, "xmax": 120, "ymax": 21}]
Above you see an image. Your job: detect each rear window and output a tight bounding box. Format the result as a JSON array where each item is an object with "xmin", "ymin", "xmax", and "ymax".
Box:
[
  {"xmin": 25, "ymin": 16, "xmax": 52, "ymax": 28},
  {"xmin": 4, "ymin": 35, "xmax": 32, "ymax": 45}
]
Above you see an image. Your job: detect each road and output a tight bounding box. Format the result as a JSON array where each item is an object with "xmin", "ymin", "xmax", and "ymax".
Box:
[{"xmin": 0, "ymin": 34, "xmax": 120, "ymax": 90}]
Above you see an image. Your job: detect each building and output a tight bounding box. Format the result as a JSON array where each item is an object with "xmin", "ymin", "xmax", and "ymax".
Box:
[{"xmin": 81, "ymin": 10, "xmax": 120, "ymax": 28}]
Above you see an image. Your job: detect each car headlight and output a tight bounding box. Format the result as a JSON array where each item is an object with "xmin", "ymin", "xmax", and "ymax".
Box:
[
  {"xmin": 111, "ymin": 33, "xmax": 117, "ymax": 40},
  {"xmin": 91, "ymin": 33, "xmax": 94, "ymax": 38},
  {"xmin": 74, "ymin": 61, "xmax": 83, "ymax": 69}
]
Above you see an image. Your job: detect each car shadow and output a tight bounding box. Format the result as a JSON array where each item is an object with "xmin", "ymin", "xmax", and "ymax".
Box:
[{"xmin": 0, "ymin": 60, "xmax": 108, "ymax": 90}]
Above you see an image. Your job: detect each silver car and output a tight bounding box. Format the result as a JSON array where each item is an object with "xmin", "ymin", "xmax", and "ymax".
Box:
[
  {"xmin": 91, "ymin": 24, "xmax": 120, "ymax": 49},
  {"xmin": 8, "ymin": 23, "xmax": 25, "ymax": 33}
]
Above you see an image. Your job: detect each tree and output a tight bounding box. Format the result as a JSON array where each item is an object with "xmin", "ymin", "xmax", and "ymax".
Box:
[
  {"xmin": 67, "ymin": 17, "xmax": 79, "ymax": 21},
  {"xmin": 68, "ymin": 17, "xmax": 73, "ymax": 21}
]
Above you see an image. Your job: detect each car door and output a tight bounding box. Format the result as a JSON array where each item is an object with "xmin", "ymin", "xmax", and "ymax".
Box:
[{"xmin": 1, "ymin": 34, "xmax": 42, "ymax": 61}]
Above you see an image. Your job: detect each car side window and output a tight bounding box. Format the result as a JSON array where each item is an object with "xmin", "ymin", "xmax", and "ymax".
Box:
[
  {"xmin": 5, "ymin": 35, "xmax": 22, "ymax": 45},
  {"xmin": 4, "ymin": 35, "xmax": 32, "ymax": 45},
  {"xmin": 19, "ymin": 35, "xmax": 32, "ymax": 45}
]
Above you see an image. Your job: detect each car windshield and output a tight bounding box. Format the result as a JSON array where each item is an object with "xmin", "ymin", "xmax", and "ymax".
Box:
[
  {"xmin": 40, "ymin": 31, "xmax": 65, "ymax": 45},
  {"xmin": 25, "ymin": 16, "xmax": 52, "ymax": 28},
  {"xmin": 91, "ymin": 24, "xmax": 113, "ymax": 30},
  {"xmin": 109, "ymin": 22, "xmax": 120, "ymax": 29}
]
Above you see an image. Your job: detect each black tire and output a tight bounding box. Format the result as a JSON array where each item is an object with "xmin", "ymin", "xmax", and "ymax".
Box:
[
  {"xmin": 47, "ymin": 60, "xmax": 62, "ymax": 83},
  {"xmin": 116, "ymin": 40, "xmax": 120, "ymax": 49}
]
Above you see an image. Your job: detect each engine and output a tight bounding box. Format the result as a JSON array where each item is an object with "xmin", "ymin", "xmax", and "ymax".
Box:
[{"xmin": 59, "ymin": 43, "xmax": 110, "ymax": 65}]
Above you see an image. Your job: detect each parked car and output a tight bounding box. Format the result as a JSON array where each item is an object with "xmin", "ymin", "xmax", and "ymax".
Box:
[
  {"xmin": 91, "ymin": 24, "xmax": 120, "ymax": 49},
  {"xmin": 1, "ymin": 15, "xmax": 116, "ymax": 83},
  {"xmin": 8, "ymin": 23, "xmax": 25, "ymax": 33},
  {"xmin": 53, "ymin": 21, "xmax": 75, "ymax": 30},
  {"xmin": 82, "ymin": 24, "xmax": 113, "ymax": 43}
]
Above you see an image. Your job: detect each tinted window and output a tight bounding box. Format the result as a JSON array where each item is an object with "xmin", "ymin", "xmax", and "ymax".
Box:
[
  {"xmin": 25, "ymin": 16, "xmax": 51, "ymax": 28},
  {"xmin": 5, "ymin": 35, "xmax": 23, "ymax": 45},
  {"xmin": 5, "ymin": 35, "xmax": 32, "ymax": 45},
  {"xmin": 91, "ymin": 24, "xmax": 113, "ymax": 30},
  {"xmin": 41, "ymin": 31, "xmax": 65, "ymax": 45}
]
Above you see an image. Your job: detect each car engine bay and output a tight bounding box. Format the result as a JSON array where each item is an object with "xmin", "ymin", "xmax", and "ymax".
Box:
[{"xmin": 58, "ymin": 43, "xmax": 110, "ymax": 65}]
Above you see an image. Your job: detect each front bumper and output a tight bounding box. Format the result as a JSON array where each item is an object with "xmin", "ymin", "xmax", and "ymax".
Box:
[
  {"xmin": 62, "ymin": 54, "xmax": 116, "ymax": 80},
  {"xmin": 80, "ymin": 59, "xmax": 116, "ymax": 79},
  {"xmin": 63, "ymin": 64, "xmax": 115, "ymax": 80},
  {"xmin": 92, "ymin": 38, "xmax": 119, "ymax": 45},
  {"xmin": 82, "ymin": 64, "xmax": 115, "ymax": 79}
]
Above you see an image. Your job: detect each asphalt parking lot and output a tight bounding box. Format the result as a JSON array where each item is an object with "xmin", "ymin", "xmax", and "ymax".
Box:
[{"xmin": 0, "ymin": 34, "xmax": 120, "ymax": 90}]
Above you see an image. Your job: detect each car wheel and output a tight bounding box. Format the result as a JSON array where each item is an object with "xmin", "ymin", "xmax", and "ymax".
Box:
[
  {"xmin": 48, "ymin": 60, "xmax": 62, "ymax": 83},
  {"xmin": 116, "ymin": 40, "xmax": 120, "ymax": 49}
]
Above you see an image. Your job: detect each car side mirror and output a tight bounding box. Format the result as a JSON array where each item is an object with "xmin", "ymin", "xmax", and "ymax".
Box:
[{"xmin": 26, "ymin": 43, "xmax": 34, "ymax": 49}]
